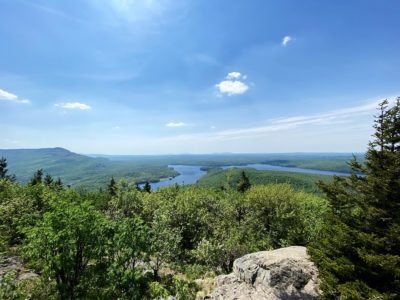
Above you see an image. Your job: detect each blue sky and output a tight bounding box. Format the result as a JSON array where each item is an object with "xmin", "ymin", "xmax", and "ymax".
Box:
[{"xmin": 0, "ymin": 0, "xmax": 399, "ymax": 154}]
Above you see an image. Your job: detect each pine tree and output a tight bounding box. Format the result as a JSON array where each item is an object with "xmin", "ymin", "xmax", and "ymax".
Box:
[
  {"xmin": 44, "ymin": 174, "xmax": 54, "ymax": 186},
  {"xmin": 0, "ymin": 157, "xmax": 8, "ymax": 178},
  {"xmin": 308, "ymin": 98, "xmax": 400, "ymax": 299},
  {"xmin": 54, "ymin": 177, "xmax": 64, "ymax": 190},
  {"xmin": 108, "ymin": 177, "xmax": 117, "ymax": 196},
  {"xmin": 237, "ymin": 171, "xmax": 251, "ymax": 193},
  {"xmin": 143, "ymin": 181, "xmax": 151, "ymax": 193},
  {"xmin": 30, "ymin": 169, "xmax": 43, "ymax": 185}
]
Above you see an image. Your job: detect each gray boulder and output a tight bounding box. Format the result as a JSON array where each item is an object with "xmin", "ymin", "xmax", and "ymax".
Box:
[{"xmin": 206, "ymin": 246, "xmax": 320, "ymax": 300}]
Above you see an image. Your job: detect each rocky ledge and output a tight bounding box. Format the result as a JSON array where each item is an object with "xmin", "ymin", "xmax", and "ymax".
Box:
[{"xmin": 206, "ymin": 246, "xmax": 320, "ymax": 300}]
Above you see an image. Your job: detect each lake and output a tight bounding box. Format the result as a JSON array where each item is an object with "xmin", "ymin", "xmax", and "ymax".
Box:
[
  {"xmin": 139, "ymin": 165, "xmax": 207, "ymax": 190},
  {"xmin": 140, "ymin": 163, "xmax": 350, "ymax": 191}
]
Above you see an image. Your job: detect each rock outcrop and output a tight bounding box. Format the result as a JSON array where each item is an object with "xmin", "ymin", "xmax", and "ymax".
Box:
[
  {"xmin": 0, "ymin": 256, "xmax": 38, "ymax": 281},
  {"xmin": 206, "ymin": 246, "xmax": 320, "ymax": 300}
]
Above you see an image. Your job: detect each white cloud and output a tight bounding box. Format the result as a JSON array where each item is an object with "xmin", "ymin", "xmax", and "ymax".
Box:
[
  {"xmin": 55, "ymin": 102, "xmax": 92, "ymax": 110},
  {"xmin": 282, "ymin": 35, "xmax": 292, "ymax": 46},
  {"xmin": 0, "ymin": 88, "xmax": 18, "ymax": 100},
  {"xmin": 226, "ymin": 72, "xmax": 242, "ymax": 80},
  {"xmin": 216, "ymin": 80, "xmax": 249, "ymax": 96},
  {"xmin": 0, "ymin": 88, "xmax": 30, "ymax": 104},
  {"xmin": 215, "ymin": 72, "xmax": 249, "ymax": 96},
  {"xmin": 113, "ymin": 126, "xmax": 121, "ymax": 129},
  {"xmin": 211, "ymin": 125, "xmax": 216, "ymax": 129},
  {"xmin": 166, "ymin": 122, "xmax": 186, "ymax": 128}
]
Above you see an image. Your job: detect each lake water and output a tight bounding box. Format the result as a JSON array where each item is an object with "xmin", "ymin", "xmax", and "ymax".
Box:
[
  {"xmin": 140, "ymin": 163, "xmax": 350, "ymax": 191},
  {"xmin": 139, "ymin": 165, "xmax": 207, "ymax": 191},
  {"xmin": 221, "ymin": 164, "xmax": 351, "ymax": 176}
]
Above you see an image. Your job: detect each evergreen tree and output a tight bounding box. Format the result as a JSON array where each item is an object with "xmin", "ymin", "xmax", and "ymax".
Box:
[
  {"xmin": 237, "ymin": 171, "xmax": 251, "ymax": 193},
  {"xmin": 30, "ymin": 169, "xmax": 43, "ymax": 185},
  {"xmin": 107, "ymin": 177, "xmax": 117, "ymax": 196},
  {"xmin": 44, "ymin": 174, "xmax": 54, "ymax": 186},
  {"xmin": 0, "ymin": 157, "xmax": 15, "ymax": 181},
  {"xmin": 54, "ymin": 177, "xmax": 64, "ymax": 190},
  {"xmin": 143, "ymin": 181, "xmax": 151, "ymax": 193},
  {"xmin": 308, "ymin": 98, "xmax": 400, "ymax": 299},
  {"xmin": 0, "ymin": 157, "xmax": 8, "ymax": 178}
]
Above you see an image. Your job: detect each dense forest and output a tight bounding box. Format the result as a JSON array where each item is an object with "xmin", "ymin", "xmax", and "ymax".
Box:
[{"xmin": 0, "ymin": 99, "xmax": 399, "ymax": 299}]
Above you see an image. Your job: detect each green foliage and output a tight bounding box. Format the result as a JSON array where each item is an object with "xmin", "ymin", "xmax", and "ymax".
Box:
[
  {"xmin": 105, "ymin": 217, "xmax": 151, "ymax": 299},
  {"xmin": 308, "ymin": 98, "xmax": 400, "ymax": 299},
  {"xmin": 198, "ymin": 167, "xmax": 333, "ymax": 194},
  {"xmin": 0, "ymin": 157, "xmax": 15, "ymax": 182},
  {"xmin": 0, "ymin": 271, "xmax": 55, "ymax": 300},
  {"xmin": 29, "ymin": 169, "xmax": 43, "ymax": 186},
  {"xmin": 1, "ymin": 165, "xmax": 329, "ymax": 299},
  {"xmin": 143, "ymin": 181, "xmax": 152, "ymax": 193},
  {"xmin": 107, "ymin": 176, "xmax": 117, "ymax": 196},
  {"xmin": 236, "ymin": 170, "xmax": 251, "ymax": 193},
  {"xmin": 23, "ymin": 191, "xmax": 108, "ymax": 299}
]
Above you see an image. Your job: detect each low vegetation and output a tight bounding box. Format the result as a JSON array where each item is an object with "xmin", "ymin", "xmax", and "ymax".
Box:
[
  {"xmin": 0, "ymin": 99, "xmax": 399, "ymax": 299},
  {"xmin": 0, "ymin": 163, "xmax": 328, "ymax": 299}
]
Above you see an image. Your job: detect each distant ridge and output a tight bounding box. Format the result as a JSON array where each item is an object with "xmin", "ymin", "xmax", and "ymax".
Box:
[{"xmin": 0, "ymin": 147, "xmax": 177, "ymax": 188}]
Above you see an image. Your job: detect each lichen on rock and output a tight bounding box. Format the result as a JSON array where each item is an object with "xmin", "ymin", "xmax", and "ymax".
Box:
[{"xmin": 206, "ymin": 246, "xmax": 320, "ymax": 300}]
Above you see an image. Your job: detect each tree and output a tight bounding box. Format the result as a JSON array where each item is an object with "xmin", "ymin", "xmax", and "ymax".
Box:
[
  {"xmin": 23, "ymin": 192, "xmax": 108, "ymax": 299},
  {"xmin": 149, "ymin": 213, "xmax": 181, "ymax": 279},
  {"xmin": 107, "ymin": 176, "xmax": 117, "ymax": 196},
  {"xmin": 0, "ymin": 157, "xmax": 8, "ymax": 179},
  {"xmin": 105, "ymin": 217, "xmax": 151, "ymax": 299},
  {"xmin": 308, "ymin": 98, "xmax": 400, "ymax": 299},
  {"xmin": 0, "ymin": 157, "xmax": 15, "ymax": 181},
  {"xmin": 236, "ymin": 170, "xmax": 251, "ymax": 193},
  {"xmin": 54, "ymin": 177, "xmax": 64, "ymax": 191},
  {"xmin": 43, "ymin": 174, "xmax": 53, "ymax": 186},
  {"xmin": 143, "ymin": 181, "xmax": 151, "ymax": 193},
  {"xmin": 30, "ymin": 169, "xmax": 43, "ymax": 185}
]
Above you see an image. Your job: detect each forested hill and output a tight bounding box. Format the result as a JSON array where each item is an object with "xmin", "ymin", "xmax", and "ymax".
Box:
[
  {"xmin": 0, "ymin": 148, "xmax": 364, "ymax": 189},
  {"xmin": 0, "ymin": 147, "xmax": 177, "ymax": 188}
]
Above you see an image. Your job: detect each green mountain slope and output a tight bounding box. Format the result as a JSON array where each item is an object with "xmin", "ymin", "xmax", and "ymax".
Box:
[
  {"xmin": 197, "ymin": 167, "xmax": 333, "ymax": 194},
  {"xmin": 0, "ymin": 147, "xmax": 177, "ymax": 188}
]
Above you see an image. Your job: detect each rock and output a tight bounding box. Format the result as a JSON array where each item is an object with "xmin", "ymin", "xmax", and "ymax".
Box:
[
  {"xmin": 206, "ymin": 246, "xmax": 321, "ymax": 300},
  {"xmin": 0, "ymin": 256, "xmax": 39, "ymax": 281}
]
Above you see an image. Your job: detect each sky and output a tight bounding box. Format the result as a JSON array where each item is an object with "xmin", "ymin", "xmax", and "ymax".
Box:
[{"xmin": 0, "ymin": 0, "xmax": 399, "ymax": 154}]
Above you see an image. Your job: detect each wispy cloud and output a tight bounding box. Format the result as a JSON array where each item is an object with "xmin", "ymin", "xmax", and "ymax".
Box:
[
  {"xmin": 160, "ymin": 98, "xmax": 387, "ymax": 144},
  {"xmin": 166, "ymin": 122, "xmax": 186, "ymax": 128},
  {"xmin": 0, "ymin": 88, "xmax": 31, "ymax": 104},
  {"xmin": 215, "ymin": 100, "xmax": 381, "ymax": 139},
  {"xmin": 215, "ymin": 72, "xmax": 249, "ymax": 96},
  {"xmin": 282, "ymin": 35, "xmax": 292, "ymax": 46},
  {"xmin": 55, "ymin": 102, "xmax": 92, "ymax": 110}
]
